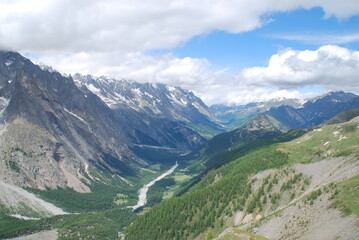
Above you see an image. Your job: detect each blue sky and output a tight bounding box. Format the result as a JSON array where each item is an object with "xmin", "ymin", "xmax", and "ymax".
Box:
[
  {"xmin": 154, "ymin": 7, "xmax": 359, "ymax": 72},
  {"xmin": 1, "ymin": 1, "xmax": 359, "ymax": 105}
]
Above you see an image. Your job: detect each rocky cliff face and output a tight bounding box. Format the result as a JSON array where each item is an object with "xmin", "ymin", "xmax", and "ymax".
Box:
[
  {"xmin": 0, "ymin": 51, "xmax": 205, "ymax": 192},
  {"xmin": 73, "ymin": 74, "xmax": 223, "ymax": 137}
]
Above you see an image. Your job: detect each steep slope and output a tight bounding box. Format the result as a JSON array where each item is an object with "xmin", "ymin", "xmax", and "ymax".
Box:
[
  {"xmin": 74, "ymin": 74, "xmax": 223, "ymax": 138},
  {"xmin": 125, "ymin": 116, "xmax": 359, "ymax": 240},
  {"xmin": 0, "ymin": 181, "xmax": 66, "ymax": 218},
  {"xmin": 0, "ymin": 51, "xmax": 205, "ymax": 194},
  {"xmin": 0, "ymin": 51, "xmax": 135, "ymax": 192},
  {"xmin": 324, "ymin": 108, "xmax": 359, "ymax": 125},
  {"xmin": 205, "ymin": 114, "xmax": 284, "ymax": 155},
  {"xmin": 198, "ymin": 114, "xmax": 285, "ymax": 170}
]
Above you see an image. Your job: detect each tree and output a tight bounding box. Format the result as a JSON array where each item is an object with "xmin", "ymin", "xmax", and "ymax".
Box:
[{"xmin": 206, "ymin": 228, "xmax": 214, "ymax": 240}]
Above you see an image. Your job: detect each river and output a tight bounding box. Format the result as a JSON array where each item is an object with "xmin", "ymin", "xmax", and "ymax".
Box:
[{"xmin": 131, "ymin": 162, "xmax": 178, "ymax": 211}]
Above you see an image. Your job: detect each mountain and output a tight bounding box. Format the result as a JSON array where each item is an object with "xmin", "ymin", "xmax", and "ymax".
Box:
[
  {"xmin": 198, "ymin": 93, "xmax": 359, "ymax": 174},
  {"xmin": 201, "ymin": 114, "xmax": 284, "ymax": 168},
  {"xmin": 0, "ymin": 51, "xmax": 205, "ymax": 193},
  {"xmin": 210, "ymin": 92, "xmax": 359, "ymax": 131},
  {"xmin": 266, "ymin": 91, "xmax": 359, "ymax": 129},
  {"xmin": 210, "ymin": 98, "xmax": 306, "ymax": 130},
  {"xmin": 126, "ymin": 115, "xmax": 359, "ymax": 240},
  {"xmin": 324, "ymin": 108, "xmax": 359, "ymax": 125},
  {"xmin": 73, "ymin": 74, "xmax": 223, "ymax": 138},
  {"xmin": 1, "ymin": 51, "xmax": 358, "ymax": 240}
]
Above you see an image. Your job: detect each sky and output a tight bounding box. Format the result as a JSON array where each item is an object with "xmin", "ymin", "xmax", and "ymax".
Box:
[{"xmin": 1, "ymin": 0, "xmax": 359, "ymax": 105}]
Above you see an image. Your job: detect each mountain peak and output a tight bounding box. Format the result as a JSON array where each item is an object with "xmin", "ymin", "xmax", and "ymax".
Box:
[
  {"xmin": 309, "ymin": 91, "xmax": 357, "ymax": 104},
  {"xmin": 73, "ymin": 73, "xmax": 221, "ymax": 136}
]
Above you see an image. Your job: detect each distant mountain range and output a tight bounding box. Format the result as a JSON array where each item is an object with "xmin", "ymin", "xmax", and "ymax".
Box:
[
  {"xmin": 210, "ymin": 98, "xmax": 306, "ymax": 129},
  {"xmin": 266, "ymin": 91, "xmax": 359, "ymax": 129},
  {"xmin": 211, "ymin": 91, "xmax": 359, "ymax": 131}
]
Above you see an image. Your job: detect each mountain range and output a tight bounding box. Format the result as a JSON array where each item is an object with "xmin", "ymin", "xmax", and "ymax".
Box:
[
  {"xmin": 0, "ymin": 51, "xmax": 358, "ymax": 240},
  {"xmin": 73, "ymin": 74, "xmax": 223, "ymax": 137}
]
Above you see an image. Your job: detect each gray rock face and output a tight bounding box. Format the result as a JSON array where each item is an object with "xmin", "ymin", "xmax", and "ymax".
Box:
[
  {"xmin": 74, "ymin": 74, "xmax": 214, "ymax": 122},
  {"xmin": 0, "ymin": 51, "xmax": 206, "ymax": 191},
  {"xmin": 73, "ymin": 74, "xmax": 223, "ymax": 136}
]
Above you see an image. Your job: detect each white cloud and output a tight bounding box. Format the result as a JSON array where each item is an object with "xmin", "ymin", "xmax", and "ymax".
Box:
[
  {"xmin": 271, "ymin": 33, "xmax": 359, "ymax": 45},
  {"xmin": 2, "ymin": 1, "xmax": 359, "ymax": 105},
  {"xmin": 32, "ymin": 51, "xmax": 212, "ymax": 87},
  {"xmin": 1, "ymin": 0, "xmax": 359, "ymax": 52},
  {"xmin": 30, "ymin": 48, "xmax": 338, "ymax": 106},
  {"xmin": 241, "ymin": 45, "xmax": 359, "ymax": 91}
]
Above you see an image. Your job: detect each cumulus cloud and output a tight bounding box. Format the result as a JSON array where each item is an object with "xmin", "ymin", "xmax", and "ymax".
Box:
[
  {"xmin": 32, "ymin": 51, "xmax": 234, "ymax": 104},
  {"xmin": 32, "ymin": 51, "xmax": 213, "ymax": 86},
  {"xmin": 1, "ymin": 0, "xmax": 359, "ymax": 52},
  {"xmin": 241, "ymin": 45, "xmax": 359, "ymax": 91}
]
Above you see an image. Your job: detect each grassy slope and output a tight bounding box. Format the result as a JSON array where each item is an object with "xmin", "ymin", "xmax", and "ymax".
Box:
[
  {"xmin": 126, "ymin": 119, "xmax": 359, "ymax": 239},
  {"xmin": 280, "ymin": 121, "xmax": 359, "ymax": 164},
  {"xmin": 125, "ymin": 146, "xmax": 289, "ymax": 240},
  {"xmin": 334, "ymin": 174, "xmax": 359, "ymax": 217}
]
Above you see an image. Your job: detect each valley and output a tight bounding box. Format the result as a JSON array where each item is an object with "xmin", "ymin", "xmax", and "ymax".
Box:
[
  {"xmin": 131, "ymin": 162, "xmax": 178, "ymax": 211},
  {"xmin": 0, "ymin": 51, "xmax": 358, "ymax": 240}
]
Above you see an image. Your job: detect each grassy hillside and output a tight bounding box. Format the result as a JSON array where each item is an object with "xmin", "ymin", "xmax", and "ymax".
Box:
[
  {"xmin": 0, "ymin": 208, "xmax": 136, "ymax": 239},
  {"xmin": 125, "ymin": 147, "xmax": 290, "ymax": 239},
  {"xmin": 126, "ymin": 118, "xmax": 359, "ymax": 239}
]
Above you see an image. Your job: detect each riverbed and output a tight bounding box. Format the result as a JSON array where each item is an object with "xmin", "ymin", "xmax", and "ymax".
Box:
[{"xmin": 131, "ymin": 162, "xmax": 178, "ymax": 211}]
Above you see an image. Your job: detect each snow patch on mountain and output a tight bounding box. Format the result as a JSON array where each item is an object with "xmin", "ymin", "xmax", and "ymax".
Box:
[
  {"xmin": 73, "ymin": 73, "xmax": 215, "ymax": 125},
  {"xmin": 87, "ymin": 83, "xmax": 101, "ymax": 93}
]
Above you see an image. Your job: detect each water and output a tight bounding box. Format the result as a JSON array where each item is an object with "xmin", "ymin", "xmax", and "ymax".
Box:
[{"xmin": 131, "ymin": 162, "xmax": 178, "ymax": 211}]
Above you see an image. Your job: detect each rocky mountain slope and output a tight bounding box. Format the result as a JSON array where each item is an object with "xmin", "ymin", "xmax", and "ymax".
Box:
[
  {"xmin": 0, "ymin": 51, "xmax": 205, "ymax": 193},
  {"xmin": 1, "ymin": 51, "xmax": 358, "ymax": 240},
  {"xmin": 74, "ymin": 74, "xmax": 223, "ymax": 138}
]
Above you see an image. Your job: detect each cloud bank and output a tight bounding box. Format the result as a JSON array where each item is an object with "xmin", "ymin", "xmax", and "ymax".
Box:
[
  {"xmin": 1, "ymin": 0, "xmax": 359, "ymax": 105},
  {"xmin": 1, "ymin": 0, "xmax": 359, "ymax": 52},
  {"xmin": 33, "ymin": 45, "xmax": 359, "ymax": 105},
  {"xmin": 242, "ymin": 45, "xmax": 359, "ymax": 90}
]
